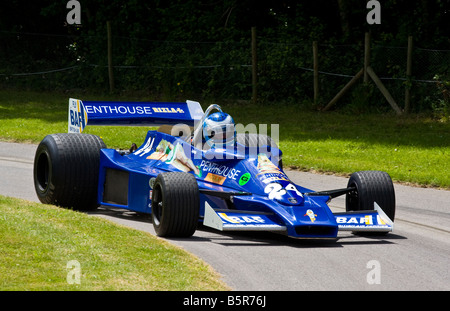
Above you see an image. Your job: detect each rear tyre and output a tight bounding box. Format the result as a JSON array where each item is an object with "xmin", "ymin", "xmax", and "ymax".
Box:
[
  {"xmin": 346, "ymin": 170, "xmax": 396, "ymax": 221},
  {"xmin": 33, "ymin": 133, "xmax": 106, "ymax": 211},
  {"xmin": 151, "ymin": 172, "xmax": 200, "ymax": 237},
  {"xmin": 236, "ymin": 133, "xmax": 282, "ymax": 169}
]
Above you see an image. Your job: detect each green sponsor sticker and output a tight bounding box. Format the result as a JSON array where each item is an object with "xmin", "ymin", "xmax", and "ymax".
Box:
[{"xmin": 239, "ymin": 172, "xmax": 251, "ymax": 186}]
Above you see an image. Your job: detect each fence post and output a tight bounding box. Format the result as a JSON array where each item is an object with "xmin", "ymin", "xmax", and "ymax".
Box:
[
  {"xmin": 313, "ymin": 41, "xmax": 319, "ymax": 105},
  {"xmin": 323, "ymin": 68, "xmax": 363, "ymax": 111},
  {"xmin": 404, "ymin": 35, "xmax": 413, "ymax": 113},
  {"xmin": 107, "ymin": 21, "xmax": 114, "ymax": 93},
  {"xmin": 251, "ymin": 27, "xmax": 257, "ymax": 104},
  {"xmin": 367, "ymin": 67, "xmax": 403, "ymax": 115}
]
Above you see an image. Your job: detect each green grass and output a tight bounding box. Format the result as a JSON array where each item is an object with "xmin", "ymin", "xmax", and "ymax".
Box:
[
  {"xmin": 0, "ymin": 195, "xmax": 229, "ymax": 291},
  {"xmin": 0, "ymin": 89, "xmax": 449, "ymax": 188},
  {"xmin": 224, "ymin": 104, "xmax": 449, "ymax": 188}
]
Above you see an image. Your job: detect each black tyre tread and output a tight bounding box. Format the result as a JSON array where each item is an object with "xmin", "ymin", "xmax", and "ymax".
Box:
[
  {"xmin": 236, "ymin": 133, "xmax": 282, "ymax": 169},
  {"xmin": 346, "ymin": 170, "xmax": 395, "ymax": 221},
  {"xmin": 152, "ymin": 172, "xmax": 199, "ymax": 237},
  {"xmin": 236, "ymin": 133, "xmax": 278, "ymax": 149},
  {"xmin": 34, "ymin": 133, "xmax": 105, "ymax": 210}
]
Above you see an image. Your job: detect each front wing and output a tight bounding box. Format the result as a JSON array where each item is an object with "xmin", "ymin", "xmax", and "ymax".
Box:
[{"xmin": 203, "ymin": 199, "xmax": 393, "ymax": 239}]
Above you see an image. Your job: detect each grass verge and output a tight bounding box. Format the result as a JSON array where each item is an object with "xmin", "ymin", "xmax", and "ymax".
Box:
[
  {"xmin": 225, "ymin": 103, "xmax": 449, "ymax": 188},
  {"xmin": 0, "ymin": 195, "xmax": 230, "ymax": 291}
]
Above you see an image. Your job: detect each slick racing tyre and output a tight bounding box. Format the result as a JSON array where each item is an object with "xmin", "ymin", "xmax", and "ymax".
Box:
[
  {"xmin": 151, "ymin": 172, "xmax": 200, "ymax": 237},
  {"xmin": 345, "ymin": 170, "xmax": 396, "ymax": 221},
  {"xmin": 33, "ymin": 133, "xmax": 106, "ymax": 211}
]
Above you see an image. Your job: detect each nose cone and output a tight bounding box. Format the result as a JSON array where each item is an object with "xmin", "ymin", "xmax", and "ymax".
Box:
[
  {"xmin": 275, "ymin": 186, "xmax": 304, "ymax": 206},
  {"xmin": 286, "ymin": 197, "xmax": 339, "ymax": 239},
  {"xmin": 263, "ymin": 181, "xmax": 305, "ymax": 206}
]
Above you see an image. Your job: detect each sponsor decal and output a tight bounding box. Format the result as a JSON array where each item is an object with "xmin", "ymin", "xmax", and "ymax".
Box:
[
  {"xmin": 204, "ymin": 173, "xmax": 226, "ymax": 185},
  {"xmin": 152, "ymin": 107, "xmax": 184, "ymax": 113},
  {"xmin": 257, "ymin": 153, "xmax": 281, "ymax": 175},
  {"xmin": 336, "ymin": 216, "xmax": 370, "ymax": 224},
  {"xmin": 256, "ymin": 153, "xmax": 293, "ymax": 185},
  {"xmin": 258, "ymin": 153, "xmax": 303, "ymax": 205},
  {"xmin": 198, "ymin": 160, "xmax": 241, "ymax": 180},
  {"xmin": 143, "ymin": 138, "xmax": 200, "ymax": 176},
  {"xmin": 304, "ymin": 209, "xmax": 317, "ymax": 222},
  {"xmin": 218, "ymin": 213, "xmax": 265, "ymax": 224},
  {"xmin": 238, "ymin": 172, "xmax": 251, "ymax": 186},
  {"xmin": 264, "ymin": 182, "xmax": 303, "ymax": 201},
  {"xmin": 134, "ymin": 136, "xmax": 155, "ymax": 157},
  {"xmin": 264, "ymin": 183, "xmax": 286, "ymax": 200},
  {"xmin": 84, "ymin": 104, "xmax": 153, "ymax": 115},
  {"xmin": 69, "ymin": 99, "xmax": 87, "ymax": 133},
  {"xmin": 364, "ymin": 215, "xmax": 374, "ymax": 225},
  {"xmin": 336, "ymin": 215, "xmax": 388, "ymax": 226},
  {"xmin": 258, "ymin": 172, "xmax": 289, "ymax": 184}
]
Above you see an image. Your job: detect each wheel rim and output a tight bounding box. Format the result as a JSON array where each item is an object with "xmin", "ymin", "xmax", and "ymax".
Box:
[
  {"xmin": 36, "ymin": 151, "xmax": 50, "ymax": 193},
  {"xmin": 346, "ymin": 181, "xmax": 360, "ymax": 211},
  {"xmin": 152, "ymin": 185, "xmax": 163, "ymax": 226}
]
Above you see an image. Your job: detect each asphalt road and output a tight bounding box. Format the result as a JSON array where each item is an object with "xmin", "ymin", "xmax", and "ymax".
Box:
[{"xmin": 1, "ymin": 141, "xmax": 449, "ymax": 290}]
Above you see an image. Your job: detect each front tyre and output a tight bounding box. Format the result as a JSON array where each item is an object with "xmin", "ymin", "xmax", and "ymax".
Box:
[
  {"xmin": 151, "ymin": 172, "xmax": 200, "ymax": 237},
  {"xmin": 346, "ymin": 170, "xmax": 396, "ymax": 221},
  {"xmin": 33, "ymin": 133, "xmax": 105, "ymax": 211}
]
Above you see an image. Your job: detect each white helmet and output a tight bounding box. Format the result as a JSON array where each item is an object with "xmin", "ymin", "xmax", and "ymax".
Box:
[{"xmin": 202, "ymin": 111, "xmax": 236, "ymax": 148}]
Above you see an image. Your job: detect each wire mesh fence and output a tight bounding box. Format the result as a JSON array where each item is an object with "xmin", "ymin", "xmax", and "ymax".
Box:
[{"xmin": 1, "ymin": 30, "xmax": 449, "ymax": 113}]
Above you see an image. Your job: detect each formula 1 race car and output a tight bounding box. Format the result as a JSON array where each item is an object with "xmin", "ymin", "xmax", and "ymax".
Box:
[{"xmin": 33, "ymin": 99, "xmax": 395, "ymax": 239}]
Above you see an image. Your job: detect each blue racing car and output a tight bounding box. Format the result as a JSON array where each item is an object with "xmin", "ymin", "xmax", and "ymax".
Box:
[{"xmin": 33, "ymin": 99, "xmax": 395, "ymax": 239}]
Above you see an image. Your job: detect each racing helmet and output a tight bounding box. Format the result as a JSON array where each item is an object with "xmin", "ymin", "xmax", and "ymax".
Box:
[{"xmin": 202, "ymin": 112, "xmax": 236, "ymax": 148}]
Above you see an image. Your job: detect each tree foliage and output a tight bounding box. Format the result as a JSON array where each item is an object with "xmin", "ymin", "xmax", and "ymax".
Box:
[
  {"xmin": 0, "ymin": 1, "xmax": 449, "ymax": 112},
  {"xmin": 1, "ymin": 0, "xmax": 448, "ymax": 46}
]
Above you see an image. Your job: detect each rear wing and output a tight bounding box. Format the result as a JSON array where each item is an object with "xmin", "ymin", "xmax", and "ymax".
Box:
[{"xmin": 68, "ymin": 98, "xmax": 204, "ymax": 133}]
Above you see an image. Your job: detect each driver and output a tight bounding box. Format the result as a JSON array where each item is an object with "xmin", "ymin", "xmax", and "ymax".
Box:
[{"xmin": 202, "ymin": 111, "xmax": 236, "ymax": 149}]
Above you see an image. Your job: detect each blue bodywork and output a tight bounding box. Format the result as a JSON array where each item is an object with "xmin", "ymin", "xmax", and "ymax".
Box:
[
  {"xmin": 69, "ymin": 98, "xmax": 394, "ymax": 239},
  {"xmin": 98, "ymin": 130, "xmax": 340, "ymax": 239}
]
